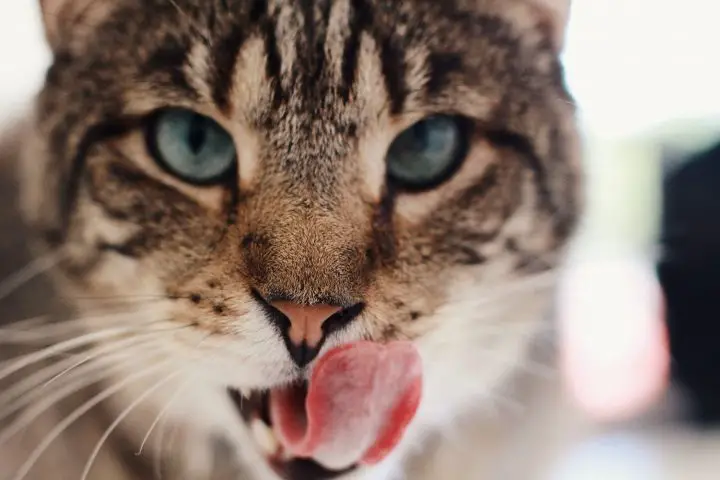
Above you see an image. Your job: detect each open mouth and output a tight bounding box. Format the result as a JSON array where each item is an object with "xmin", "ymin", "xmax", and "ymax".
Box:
[
  {"xmin": 229, "ymin": 386, "xmax": 357, "ymax": 480},
  {"xmin": 227, "ymin": 341, "xmax": 424, "ymax": 480}
]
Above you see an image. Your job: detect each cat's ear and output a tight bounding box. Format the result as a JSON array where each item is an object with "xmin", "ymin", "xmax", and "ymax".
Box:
[
  {"xmin": 521, "ymin": 0, "xmax": 572, "ymax": 50},
  {"xmin": 481, "ymin": 0, "xmax": 572, "ymax": 52},
  {"xmin": 39, "ymin": 0, "xmax": 113, "ymax": 52}
]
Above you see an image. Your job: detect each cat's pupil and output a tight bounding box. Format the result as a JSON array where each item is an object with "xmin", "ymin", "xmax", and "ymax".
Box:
[
  {"xmin": 188, "ymin": 115, "xmax": 207, "ymax": 155},
  {"xmin": 412, "ymin": 123, "xmax": 430, "ymax": 149}
]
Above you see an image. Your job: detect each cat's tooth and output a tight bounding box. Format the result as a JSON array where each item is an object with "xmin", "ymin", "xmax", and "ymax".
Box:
[{"xmin": 251, "ymin": 418, "xmax": 279, "ymax": 455}]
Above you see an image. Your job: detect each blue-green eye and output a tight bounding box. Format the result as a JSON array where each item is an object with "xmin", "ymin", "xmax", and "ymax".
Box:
[
  {"xmin": 148, "ymin": 109, "xmax": 236, "ymax": 184},
  {"xmin": 386, "ymin": 115, "xmax": 469, "ymax": 189}
]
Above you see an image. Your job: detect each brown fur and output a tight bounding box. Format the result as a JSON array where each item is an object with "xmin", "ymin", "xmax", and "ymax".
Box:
[{"xmin": 2, "ymin": 0, "xmax": 581, "ymax": 479}]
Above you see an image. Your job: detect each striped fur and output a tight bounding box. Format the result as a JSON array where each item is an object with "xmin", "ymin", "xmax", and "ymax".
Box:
[{"xmin": 6, "ymin": 0, "xmax": 581, "ymax": 479}]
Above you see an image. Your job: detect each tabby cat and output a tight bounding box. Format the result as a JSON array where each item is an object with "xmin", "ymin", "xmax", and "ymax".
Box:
[{"xmin": 0, "ymin": 0, "xmax": 581, "ymax": 479}]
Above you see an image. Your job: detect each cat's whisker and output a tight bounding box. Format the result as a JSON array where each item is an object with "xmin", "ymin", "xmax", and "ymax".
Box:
[
  {"xmin": 40, "ymin": 327, "xmax": 187, "ymax": 390},
  {"xmin": 0, "ymin": 345, "xmax": 167, "ymax": 436},
  {"xmin": 0, "ymin": 326, "xmax": 141, "ymax": 381},
  {"xmin": 0, "ymin": 350, "xmax": 90, "ymax": 407},
  {"xmin": 0, "ymin": 322, "xmax": 189, "ymax": 399},
  {"xmin": 80, "ymin": 369, "xmax": 185, "ymax": 480},
  {"xmin": 124, "ymin": 334, "xmax": 210, "ymax": 461},
  {"xmin": 156, "ymin": 419, "xmax": 181, "ymax": 479},
  {"xmin": 0, "ymin": 308, "xmax": 167, "ymax": 343},
  {"xmin": 0, "ymin": 315, "xmax": 50, "ymax": 333},
  {"xmin": 1, "ymin": 296, "xmax": 174, "ymax": 339},
  {"xmin": 136, "ymin": 378, "xmax": 192, "ymax": 456},
  {"xmin": 60, "ymin": 294, "xmax": 181, "ymax": 312},
  {"xmin": 60, "ymin": 293, "xmax": 177, "ymax": 302},
  {"xmin": 0, "ymin": 315, "xmax": 176, "ymax": 347},
  {"xmin": 0, "ymin": 250, "xmax": 66, "ymax": 302},
  {"xmin": 8, "ymin": 359, "xmax": 176, "ymax": 480},
  {"xmin": 0, "ymin": 321, "xmax": 172, "ymax": 379}
]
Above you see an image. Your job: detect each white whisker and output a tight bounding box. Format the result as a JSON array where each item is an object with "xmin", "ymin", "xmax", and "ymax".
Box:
[
  {"xmin": 0, "ymin": 327, "xmax": 184, "ymax": 412},
  {"xmin": 40, "ymin": 330, "xmax": 180, "ymax": 390},
  {"xmin": 0, "ymin": 351, "xmax": 95, "ymax": 409},
  {"xmin": 0, "ymin": 348, "xmax": 163, "ymax": 441},
  {"xmin": 8, "ymin": 359, "xmax": 175, "ymax": 480},
  {"xmin": 135, "ymin": 378, "xmax": 191, "ymax": 456},
  {"xmin": 0, "ymin": 311, "xmax": 168, "ymax": 344},
  {"xmin": 135, "ymin": 334, "xmax": 210, "ymax": 457},
  {"xmin": 0, "ymin": 251, "xmax": 65, "ymax": 302},
  {"xmin": 0, "ymin": 315, "xmax": 49, "ymax": 332},
  {"xmin": 155, "ymin": 420, "xmax": 180, "ymax": 479},
  {"xmin": 0, "ymin": 322, "xmax": 171, "ymax": 381},
  {"xmin": 80, "ymin": 369, "xmax": 184, "ymax": 480},
  {"xmin": 154, "ymin": 412, "xmax": 172, "ymax": 478}
]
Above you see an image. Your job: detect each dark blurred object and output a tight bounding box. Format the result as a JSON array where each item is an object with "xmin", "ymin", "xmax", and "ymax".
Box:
[{"xmin": 659, "ymin": 138, "xmax": 720, "ymax": 426}]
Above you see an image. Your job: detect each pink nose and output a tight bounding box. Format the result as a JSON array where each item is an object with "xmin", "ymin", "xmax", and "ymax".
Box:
[{"xmin": 270, "ymin": 301, "xmax": 343, "ymax": 349}]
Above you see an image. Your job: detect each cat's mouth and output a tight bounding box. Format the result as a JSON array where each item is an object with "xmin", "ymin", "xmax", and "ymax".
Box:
[
  {"xmin": 229, "ymin": 385, "xmax": 357, "ymax": 479},
  {"xmin": 228, "ymin": 341, "xmax": 424, "ymax": 480}
]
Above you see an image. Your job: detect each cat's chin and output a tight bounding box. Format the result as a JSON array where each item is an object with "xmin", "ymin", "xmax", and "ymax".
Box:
[{"xmin": 228, "ymin": 385, "xmax": 358, "ymax": 480}]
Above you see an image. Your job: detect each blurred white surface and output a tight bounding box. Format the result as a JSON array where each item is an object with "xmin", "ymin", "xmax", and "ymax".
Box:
[
  {"xmin": 564, "ymin": 0, "xmax": 720, "ymax": 138},
  {"xmin": 0, "ymin": 2, "xmax": 48, "ymax": 122}
]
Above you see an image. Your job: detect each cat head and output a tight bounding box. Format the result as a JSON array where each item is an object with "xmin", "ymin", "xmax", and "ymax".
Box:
[{"xmin": 21, "ymin": 0, "xmax": 580, "ymax": 477}]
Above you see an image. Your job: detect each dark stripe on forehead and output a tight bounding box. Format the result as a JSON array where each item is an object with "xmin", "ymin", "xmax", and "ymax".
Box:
[
  {"xmin": 426, "ymin": 52, "xmax": 463, "ymax": 96},
  {"xmin": 261, "ymin": 12, "xmax": 284, "ymax": 108},
  {"xmin": 212, "ymin": 1, "xmax": 268, "ymax": 110},
  {"xmin": 299, "ymin": 0, "xmax": 327, "ymax": 81},
  {"xmin": 211, "ymin": 23, "xmax": 249, "ymax": 111},
  {"xmin": 143, "ymin": 40, "xmax": 196, "ymax": 97},
  {"xmin": 379, "ymin": 35, "xmax": 408, "ymax": 114},
  {"xmin": 340, "ymin": 0, "xmax": 374, "ymax": 101},
  {"xmin": 211, "ymin": 0, "xmax": 269, "ymax": 111}
]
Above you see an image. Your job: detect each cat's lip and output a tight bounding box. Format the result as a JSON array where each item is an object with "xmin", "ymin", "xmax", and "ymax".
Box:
[{"xmin": 228, "ymin": 386, "xmax": 358, "ymax": 480}]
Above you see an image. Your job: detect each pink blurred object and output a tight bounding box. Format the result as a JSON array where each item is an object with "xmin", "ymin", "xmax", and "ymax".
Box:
[{"xmin": 558, "ymin": 256, "xmax": 670, "ymax": 422}]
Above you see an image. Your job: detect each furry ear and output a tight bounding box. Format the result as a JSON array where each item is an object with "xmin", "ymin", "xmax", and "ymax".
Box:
[
  {"xmin": 524, "ymin": 0, "xmax": 572, "ymax": 50},
  {"xmin": 39, "ymin": 0, "xmax": 113, "ymax": 52},
  {"xmin": 478, "ymin": 0, "xmax": 573, "ymax": 51}
]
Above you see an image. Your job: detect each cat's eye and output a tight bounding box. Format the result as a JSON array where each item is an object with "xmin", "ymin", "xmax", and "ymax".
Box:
[
  {"xmin": 147, "ymin": 109, "xmax": 236, "ymax": 184},
  {"xmin": 386, "ymin": 115, "xmax": 470, "ymax": 189}
]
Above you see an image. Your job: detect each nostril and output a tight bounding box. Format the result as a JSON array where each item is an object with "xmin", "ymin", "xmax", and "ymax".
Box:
[
  {"xmin": 252, "ymin": 289, "xmax": 291, "ymax": 329},
  {"xmin": 322, "ymin": 303, "xmax": 365, "ymax": 337},
  {"xmin": 251, "ymin": 290, "xmax": 365, "ymax": 367}
]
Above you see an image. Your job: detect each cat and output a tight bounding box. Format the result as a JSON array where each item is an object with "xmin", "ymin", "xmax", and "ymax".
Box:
[{"xmin": 0, "ymin": 0, "xmax": 581, "ymax": 479}]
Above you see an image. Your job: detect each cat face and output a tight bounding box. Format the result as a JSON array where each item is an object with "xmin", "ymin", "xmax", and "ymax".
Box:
[{"xmin": 21, "ymin": 0, "xmax": 579, "ymax": 477}]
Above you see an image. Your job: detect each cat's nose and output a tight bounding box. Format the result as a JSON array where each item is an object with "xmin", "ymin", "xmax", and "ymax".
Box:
[
  {"xmin": 272, "ymin": 301, "xmax": 341, "ymax": 353},
  {"xmin": 256, "ymin": 295, "xmax": 364, "ymax": 367}
]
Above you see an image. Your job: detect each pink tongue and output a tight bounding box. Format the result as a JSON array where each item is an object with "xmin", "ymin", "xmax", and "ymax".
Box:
[{"xmin": 269, "ymin": 341, "xmax": 422, "ymax": 470}]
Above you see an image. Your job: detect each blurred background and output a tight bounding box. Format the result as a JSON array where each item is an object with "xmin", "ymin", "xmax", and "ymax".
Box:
[{"xmin": 1, "ymin": 1, "xmax": 720, "ymax": 479}]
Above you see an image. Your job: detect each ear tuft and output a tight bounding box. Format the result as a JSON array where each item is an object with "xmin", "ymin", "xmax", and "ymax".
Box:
[
  {"xmin": 477, "ymin": 0, "xmax": 572, "ymax": 51},
  {"xmin": 39, "ymin": 0, "xmax": 112, "ymax": 52},
  {"xmin": 525, "ymin": 0, "xmax": 572, "ymax": 50}
]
